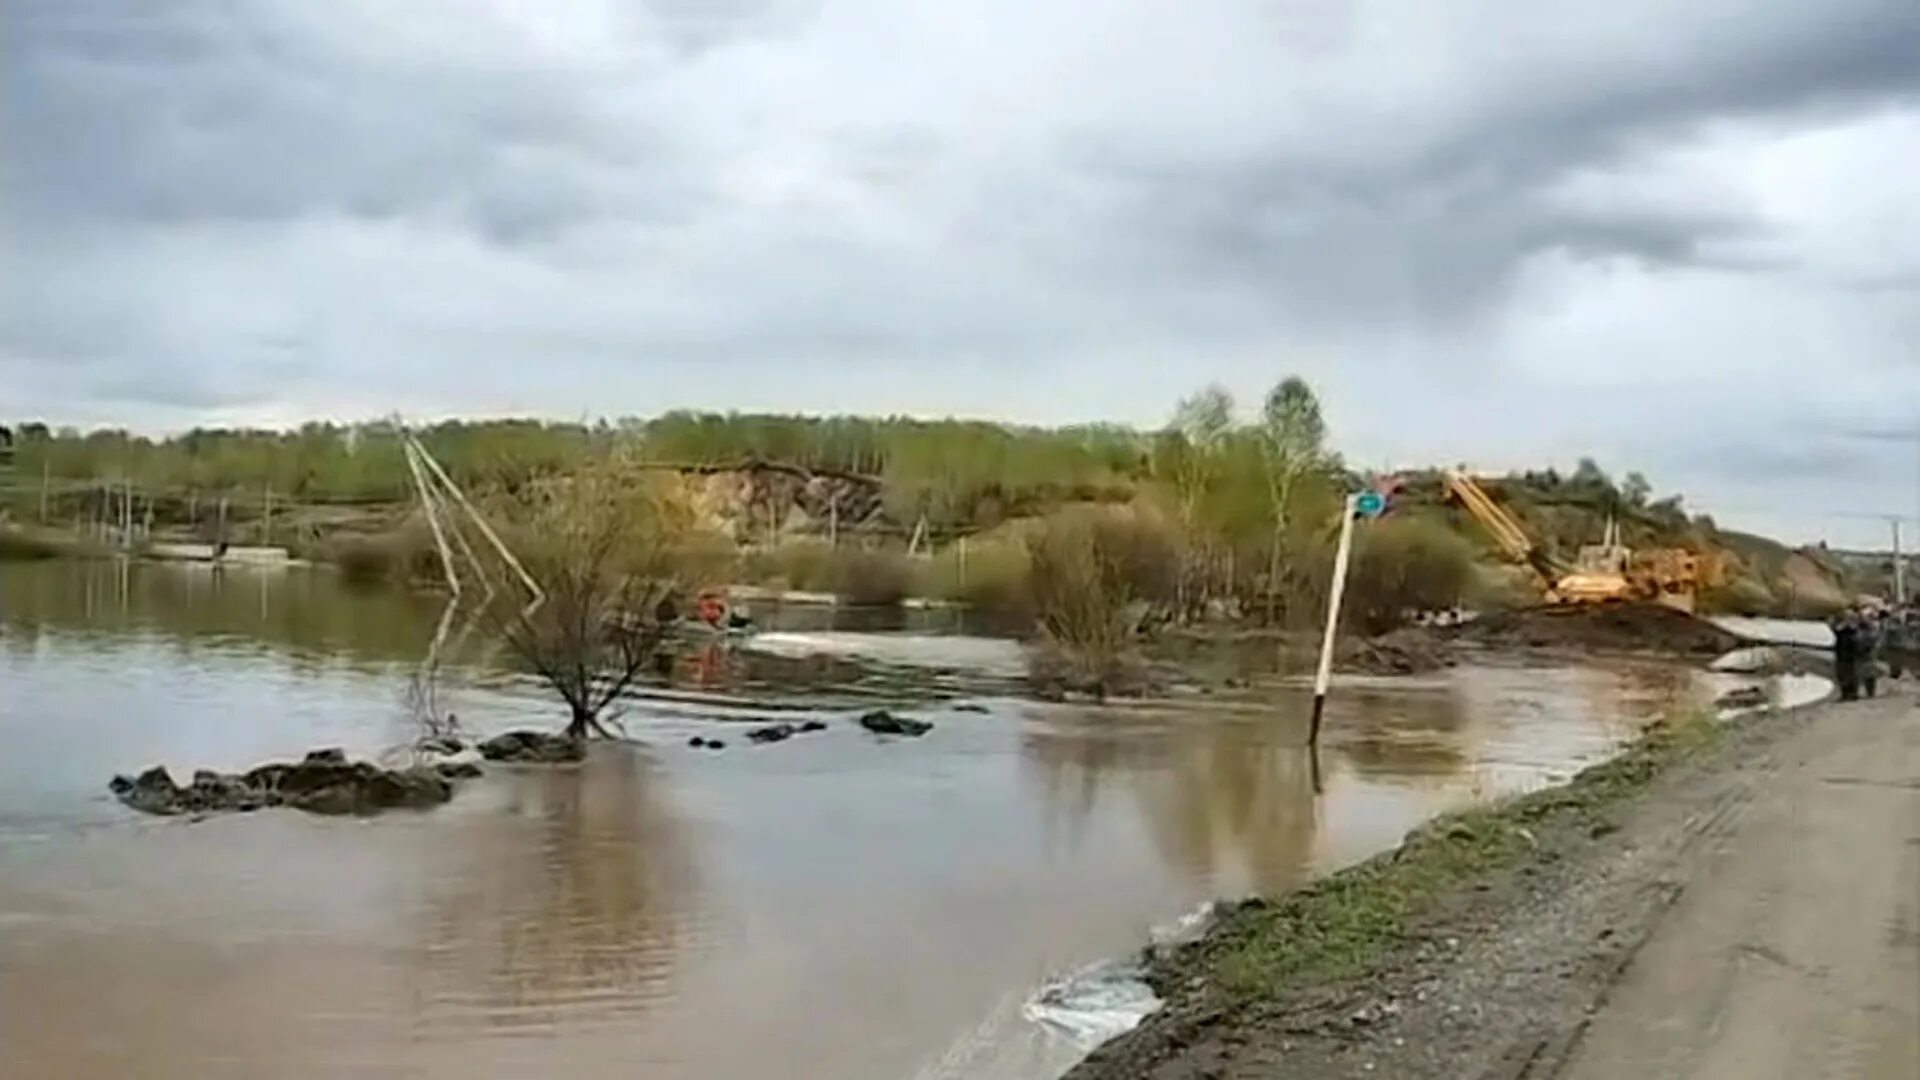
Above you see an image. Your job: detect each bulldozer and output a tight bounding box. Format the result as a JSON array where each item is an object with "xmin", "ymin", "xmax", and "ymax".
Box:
[{"xmin": 1444, "ymin": 470, "xmax": 1703, "ymax": 612}]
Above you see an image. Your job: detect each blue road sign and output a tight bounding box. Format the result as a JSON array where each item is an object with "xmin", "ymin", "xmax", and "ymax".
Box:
[{"xmin": 1355, "ymin": 490, "xmax": 1387, "ymax": 518}]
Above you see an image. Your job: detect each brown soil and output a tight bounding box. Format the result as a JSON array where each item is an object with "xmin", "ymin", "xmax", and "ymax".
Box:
[
  {"xmin": 1150, "ymin": 626, "xmax": 1455, "ymax": 683},
  {"xmin": 1451, "ymin": 602, "xmax": 1741, "ymax": 658},
  {"xmin": 1335, "ymin": 626, "xmax": 1454, "ymax": 675}
]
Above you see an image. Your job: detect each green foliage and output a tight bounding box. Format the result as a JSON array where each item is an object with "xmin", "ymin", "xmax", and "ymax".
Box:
[
  {"xmin": 1025, "ymin": 504, "xmax": 1180, "ymax": 694},
  {"xmin": 1342, "ymin": 516, "xmax": 1478, "ymax": 633},
  {"xmin": 1258, "ymin": 376, "xmax": 1326, "ymax": 470},
  {"xmin": 916, "ymin": 526, "xmax": 1034, "ymax": 622},
  {"xmin": 4, "ymin": 419, "xmax": 603, "ymax": 511},
  {"xmin": 741, "ymin": 539, "xmax": 911, "ymax": 605},
  {"xmin": 5, "ymin": 413, "xmax": 1151, "ymax": 537}
]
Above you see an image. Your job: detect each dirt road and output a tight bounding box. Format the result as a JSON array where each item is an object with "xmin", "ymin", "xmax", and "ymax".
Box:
[
  {"xmin": 1069, "ymin": 687, "xmax": 1919, "ymax": 1080},
  {"xmin": 1560, "ymin": 691, "xmax": 1920, "ymax": 1080}
]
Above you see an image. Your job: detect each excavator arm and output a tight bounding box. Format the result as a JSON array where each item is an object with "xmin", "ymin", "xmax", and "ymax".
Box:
[{"xmin": 1444, "ymin": 470, "xmax": 1564, "ymax": 589}]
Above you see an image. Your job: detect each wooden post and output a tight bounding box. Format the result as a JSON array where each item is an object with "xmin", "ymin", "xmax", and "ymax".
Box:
[
  {"xmin": 218, "ymin": 496, "xmax": 228, "ymax": 548},
  {"xmin": 829, "ymin": 497, "xmax": 838, "ymax": 548},
  {"xmin": 406, "ymin": 434, "xmax": 542, "ymax": 606},
  {"xmin": 39, "ymin": 460, "xmax": 48, "ymax": 522},
  {"xmin": 958, "ymin": 535, "xmax": 969, "ymax": 590},
  {"xmin": 1308, "ymin": 494, "xmax": 1360, "ymax": 749},
  {"xmin": 404, "ymin": 442, "xmax": 462, "ymax": 597},
  {"xmin": 263, "ymin": 484, "xmax": 274, "ymax": 546}
]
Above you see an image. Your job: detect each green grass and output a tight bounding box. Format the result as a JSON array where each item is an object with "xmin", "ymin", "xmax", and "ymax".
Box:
[{"xmin": 1212, "ymin": 706, "xmax": 1722, "ymax": 998}]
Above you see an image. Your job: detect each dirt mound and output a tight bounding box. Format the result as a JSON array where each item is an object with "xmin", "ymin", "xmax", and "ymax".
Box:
[
  {"xmin": 1337, "ymin": 627, "xmax": 1455, "ymax": 675},
  {"xmin": 1454, "ymin": 603, "xmax": 1740, "ymax": 657}
]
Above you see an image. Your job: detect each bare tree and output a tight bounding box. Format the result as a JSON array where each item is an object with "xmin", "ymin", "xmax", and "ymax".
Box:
[
  {"xmin": 492, "ymin": 459, "xmax": 684, "ymax": 740},
  {"xmin": 501, "ymin": 528, "xmax": 672, "ymax": 740}
]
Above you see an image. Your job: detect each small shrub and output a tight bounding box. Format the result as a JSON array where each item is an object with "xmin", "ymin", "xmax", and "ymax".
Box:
[
  {"xmin": 742, "ymin": 538, "xmax": 837, "ymax": 593},
  {"xmin": 329, "ymin": 535, "xmax": 395, "ymax": 584},
  {"xmin": 918, "ymin": 525, "xmax": 1035, "ymax": 623},
  {"xmin": 832, "ymin": 546, "xmax": 911, "ymax": 605},
  {"xmin": 326, "ymin": 524, "xmax": 440, "ymax": 586},
  {"xmin": 1342, "ymin": 517, "xmax": 1478, "ymax": 634},
  {"xmin": 1024, "ymin": 505, "xmax": 1179, "ymax": 696}
]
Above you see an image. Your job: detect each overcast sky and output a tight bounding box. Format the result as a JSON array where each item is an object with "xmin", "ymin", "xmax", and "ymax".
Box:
[{"xmin": 5, "ymin": 1, "xmax": 1918, "ymax": 546}]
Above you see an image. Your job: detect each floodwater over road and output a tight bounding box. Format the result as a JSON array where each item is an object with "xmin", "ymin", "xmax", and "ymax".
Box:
[{"xmin": 2, "ymin": 561, "xmax": 1727, "ymax": 1079}]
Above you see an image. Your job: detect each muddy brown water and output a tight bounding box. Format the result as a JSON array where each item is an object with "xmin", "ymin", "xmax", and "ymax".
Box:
[{"xmin": 1, "ymin": 561, "xmax": 1719, "ymax": 1079}]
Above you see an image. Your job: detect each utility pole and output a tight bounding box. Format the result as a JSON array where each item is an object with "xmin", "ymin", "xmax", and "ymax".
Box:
[
  {"xmin": 1309, "ymin": 494, "xmax": 1361, "ymax": 749},
  {"xmin": 1893, "ymin": 518, "xmax": 1906, "ymax": 604}
]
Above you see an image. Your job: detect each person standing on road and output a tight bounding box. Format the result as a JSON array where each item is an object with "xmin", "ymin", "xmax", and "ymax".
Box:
[
  {"xmin": 1831, "ymin": 611, "xmax": 1861, "ymax": 702},
  {"xmin": 1857, "ymin": 608, "xmax": 1883, "ymax": 699}
]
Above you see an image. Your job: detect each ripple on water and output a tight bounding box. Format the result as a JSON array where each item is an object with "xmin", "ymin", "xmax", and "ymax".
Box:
[{"xmin": 3, "ymin": 560, "xmax": 1754, "ymax": 1080}]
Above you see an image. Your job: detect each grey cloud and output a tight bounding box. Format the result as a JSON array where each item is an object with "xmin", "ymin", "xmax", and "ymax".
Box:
[{"xmin": 5, "ymin": 0, "xmax": 1920, "ymax": 543}]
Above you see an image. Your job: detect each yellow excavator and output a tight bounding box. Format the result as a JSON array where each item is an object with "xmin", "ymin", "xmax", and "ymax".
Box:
[{"xmin": 1443, "ymin": 470, "xmax": 1701, "ymax": 612}]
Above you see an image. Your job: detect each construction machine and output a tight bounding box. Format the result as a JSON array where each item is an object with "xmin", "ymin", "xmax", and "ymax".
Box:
[{"xmin": 1443, "ymin": 470, "xmax": 1701, "ymax": 612}]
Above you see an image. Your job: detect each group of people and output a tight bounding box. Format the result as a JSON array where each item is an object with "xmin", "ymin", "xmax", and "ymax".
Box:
[{"xmin": 1830, "ymin": 603, "xmax": 1911, "ymax": 701}]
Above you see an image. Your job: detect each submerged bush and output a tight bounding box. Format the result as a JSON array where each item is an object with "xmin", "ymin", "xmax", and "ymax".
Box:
[
  {"xmin": 741, "ymin": 538, "xmax": 911, "ymax": 604},
  {"xmin": 918, "ymin": 527, "xmax": 1034, "ymax": 625},
  {"xmin": 1024, "ymin": 505, "xmax": 1179, "ymax": 696},
  {"xmin": 833, "ymin": 546, "xmax": 912, "ymax": 605},
  {"xmin": 1341, "ymin": 516, "xmax": 1477, "ymax": 634}
]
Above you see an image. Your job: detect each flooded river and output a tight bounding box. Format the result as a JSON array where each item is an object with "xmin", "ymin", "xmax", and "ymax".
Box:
[{"xmin": 1, "ymin": 561, "xmax": 1725, "ymax": 1079}]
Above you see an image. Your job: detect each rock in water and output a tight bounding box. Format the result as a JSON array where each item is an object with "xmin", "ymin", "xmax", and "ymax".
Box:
[
  {"xmin": 109, "ymin": 766, "xmax": 188, "ymax": 816},
  {"xmin": 857, "ymin": 709, "xmax": 933, "ymax": 737},
  {"xmin": 477, "ymin": 730, "xmax": 587, "ymax": 763},
  {"xmin": 747, "ymin": 723, "xmax": 797, "ymax": 744},
  {"xmin": 108, "ymin": 751, "xmax": 475, "ymax": 818},
  {"xmin": 417, "ymin": 735, "xmax": 466, "ymax": 757}
]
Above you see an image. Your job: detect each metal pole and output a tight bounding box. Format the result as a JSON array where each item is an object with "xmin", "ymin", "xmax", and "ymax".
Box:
[{"xmin": 1309, "ymin": 493, "xmax": 1360, "ymax": 748}]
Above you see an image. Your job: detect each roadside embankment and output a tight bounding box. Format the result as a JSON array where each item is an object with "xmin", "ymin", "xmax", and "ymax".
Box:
[{"xmin": 1067, "ymin": 684, "xmax": 1914, "ymax": 1079}]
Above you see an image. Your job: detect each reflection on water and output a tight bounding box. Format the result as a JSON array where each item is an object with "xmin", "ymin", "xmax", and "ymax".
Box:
[
  {"xmin": 415, "ymin": 749, "xmax": 699, "ymax": 1035},
  {"xmin": 1, "ymin": 561, "xmax": 1715, "ymax": 1080}
]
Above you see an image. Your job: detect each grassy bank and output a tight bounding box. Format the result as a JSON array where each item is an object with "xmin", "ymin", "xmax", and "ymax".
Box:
[{"xmin": 1146, "ymin": 705, "xmax": 1723, "ymax": 1003}]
